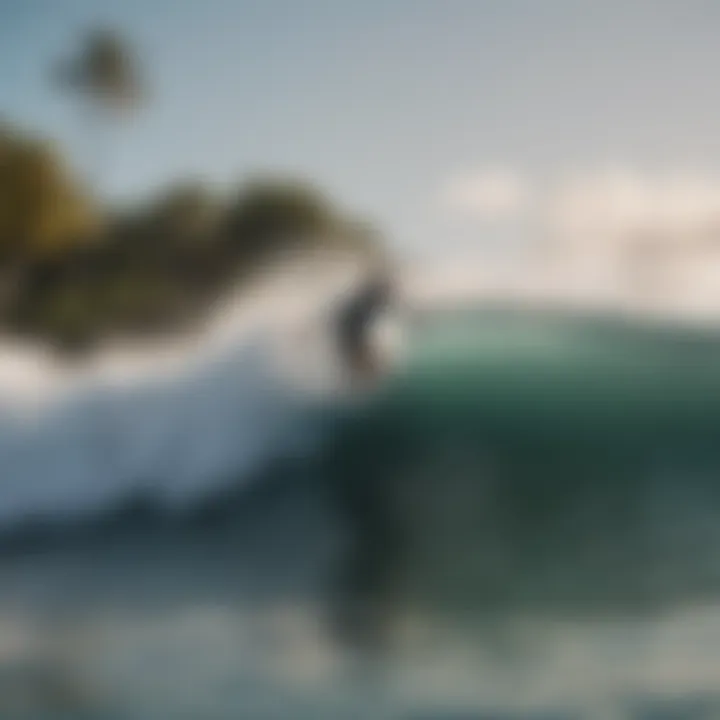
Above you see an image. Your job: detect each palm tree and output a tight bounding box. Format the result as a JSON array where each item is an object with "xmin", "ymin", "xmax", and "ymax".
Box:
[{"xmin": 54, "ymin": 27, "xmax": 145, "ymax": 192}]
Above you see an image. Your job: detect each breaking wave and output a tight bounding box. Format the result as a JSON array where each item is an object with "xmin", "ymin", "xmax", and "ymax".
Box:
[{"xmin": 0, "ymin": 255, "xmax": 387, "ymax": 530}]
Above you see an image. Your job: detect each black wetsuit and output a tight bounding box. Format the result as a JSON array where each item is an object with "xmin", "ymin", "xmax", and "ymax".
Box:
[
  {"xmin": 335, "ymin": 275, "xmax": 393, "ymax": 375},
  {"xmin": 327, "ymin": 273, "xmax": 406, "ymax": 653}
]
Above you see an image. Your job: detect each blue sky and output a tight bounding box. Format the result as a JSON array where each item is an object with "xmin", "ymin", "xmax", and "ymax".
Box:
[{"xmin": 4, "ymin": 0, "xmax": 720, "ymax": 259}]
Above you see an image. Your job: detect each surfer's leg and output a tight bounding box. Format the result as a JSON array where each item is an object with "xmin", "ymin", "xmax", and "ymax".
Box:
[{"xmin": 328, "ymin": 460, "xmax": 405, "ymax": 658}]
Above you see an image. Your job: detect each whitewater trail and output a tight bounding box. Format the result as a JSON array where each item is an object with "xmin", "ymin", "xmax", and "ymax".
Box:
[{"xmin": 0, "ymin": 253, "xmax": 377, "ymax": 529}]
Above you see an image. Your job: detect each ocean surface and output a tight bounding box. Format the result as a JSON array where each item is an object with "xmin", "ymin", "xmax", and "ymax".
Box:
[{"xmin": 3, "ymin": 284, "xmax": 720, "ymax": 718}]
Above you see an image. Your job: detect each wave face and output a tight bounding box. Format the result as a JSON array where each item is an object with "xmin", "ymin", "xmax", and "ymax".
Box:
[
  {"xmin": 321, "ymin": 308, "xmax": 720, "ymax": 619},
  {"xmin": 4, "ymin": 268, "xmax": 720, "ymax": 551}
]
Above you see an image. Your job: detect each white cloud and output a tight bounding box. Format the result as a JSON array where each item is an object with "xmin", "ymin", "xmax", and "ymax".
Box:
[
  {"xmin": 544, "ymin": 167, "xmax": 720, "ymax": 250},
  {"xmin": 441, "ymin": 165, "xmax": 720, "ymax": 249},
  {"xmin": 428, "ymin": 163, "xmax": 720, "ymax": 317},
  {"xmin": 440, "ymin": 168, "xmax": 528, "ymax": 220}
]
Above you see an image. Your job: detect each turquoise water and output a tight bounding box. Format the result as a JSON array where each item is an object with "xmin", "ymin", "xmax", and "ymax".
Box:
[{"xmin": 323, "ymin": 311, "xmax": 720, "ymax": 623}]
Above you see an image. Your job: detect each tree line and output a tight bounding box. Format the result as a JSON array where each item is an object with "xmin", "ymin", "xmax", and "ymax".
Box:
[{"xmin": 0, "ymin": 28, "xmax": 383, "ymax": 353}]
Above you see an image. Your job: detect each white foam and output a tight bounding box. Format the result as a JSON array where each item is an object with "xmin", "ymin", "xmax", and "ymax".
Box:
[{"xmin": 0, "ymin": 252, "xmax": 373, "ymax": 528}]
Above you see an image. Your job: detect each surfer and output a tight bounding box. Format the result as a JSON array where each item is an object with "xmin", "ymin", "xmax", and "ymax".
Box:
[{"xmin": 333, "ymin": 269, "xmax": 395, "ymax": 385}]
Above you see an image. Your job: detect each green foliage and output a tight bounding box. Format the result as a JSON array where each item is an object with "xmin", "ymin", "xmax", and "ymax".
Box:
[
  {"xmin": 227, "ymin": 178, "xmax": 339, "ymax": 244},
  {"xmin": 0, "ymin": 140, "xmax": 385, "ymax": 353},
  {"xmin": 140, "ymin": 181, "xmax": 222, "ymax": 249},
  {"xmin": 0, "ymin": 127, "xmax": 98, "ymax": 259},
  {"xmin": 55, "ymin": 27, "xmax": 145, "ymax": 113},
  {"xmin": 222, "ymin": 177, "xmax": 384, "ymax": 271},
  {"xmin": 54, "ymin": 27, "xmax": 146, "ymax": 194}
]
